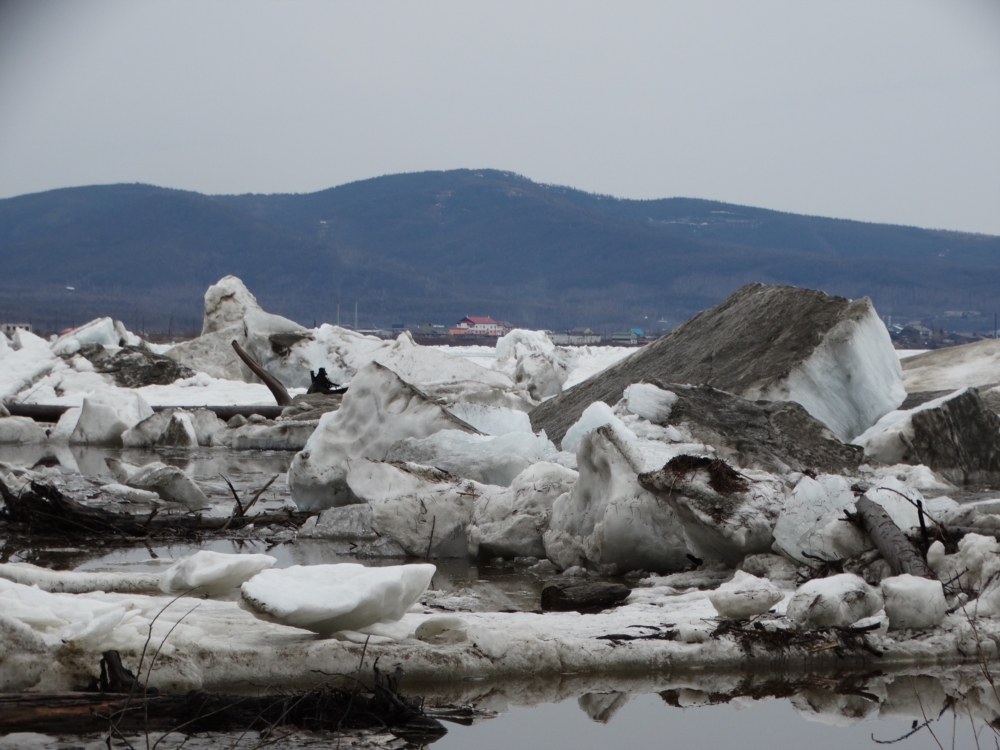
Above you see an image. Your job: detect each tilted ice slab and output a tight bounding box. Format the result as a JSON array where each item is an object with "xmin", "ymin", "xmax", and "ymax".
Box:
[
  {"xmin": 854, "ymin": 387, "xmax": 1000, "ymax": 486},
  {"xmin": 288, "ymin": 362, "xmax": 478, "ymax": 511},
  {"xmin": 0, "ymin": 329, "xmax": 60, "ymax": 401},
  {"xmin": 345, "ymin": 460, "xmax": 493, "ymax": 557},
  {"xmin": 901, "ymin": 338, "xmax": 1000, "ymax": 392},
  {"xmin": 468, "ymin": 461, "xmax": 579, "ymax": 560},
  {"xmin": 386, "ymin": 428, "xmax": 563, "ymax": 487},
  {"xmin": 240, "ymin": 562, "xmax": 436, "ymax": 636},
  {"xmin": 545, "ymin": 423, "xmax": 689, "ymax": 573},
  {"xmin": 771, "ymin": 474, "xmax": 872, "ymax": 565},
  {"xmin": 531, "ymin": 284, "xmax": 906, "ymax": 444}
]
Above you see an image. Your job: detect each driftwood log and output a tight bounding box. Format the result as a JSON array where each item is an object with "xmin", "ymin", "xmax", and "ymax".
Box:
[
  {"xmin": 231, "ymin": 340, "xmax": 292, "ymax": 406},
  {"xmin": 0, "ymin": 660, "xmax": 450, "ymax": 738},
  {"xmin": 0, "ymin": 478, "xmax": 309, "ymax": 539},
  {"xmin": 854, "ymin": 496, "xmax": 932, "ymax": 578}
]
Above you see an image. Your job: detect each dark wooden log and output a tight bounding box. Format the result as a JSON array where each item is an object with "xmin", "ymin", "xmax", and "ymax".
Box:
[
  {"xmin": 0, "ymin": 660, "xmax": 447, "ymax": 738},
  {"xmin": 0, "ymin": 477, "xmax": 310, "ymax": 539},
  {"xmin": 541, "ymin": 580, "xmax": 631, "ymax": 613},
  {"xmin": 231, "ymin": 340, "xmax": 292, "ymax": 406},
  {"xmin": 3, "ymin": 403, "xmax": 283, "ymax": 423},
  {"xmin": 855, "ymin": 496, "xmax": 932, "ymax": 578}
]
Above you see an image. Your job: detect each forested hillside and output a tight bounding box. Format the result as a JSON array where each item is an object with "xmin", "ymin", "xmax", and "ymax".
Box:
[{"xmin": 1, "ymin": 169, "xmax": 997, "ymax": 333}]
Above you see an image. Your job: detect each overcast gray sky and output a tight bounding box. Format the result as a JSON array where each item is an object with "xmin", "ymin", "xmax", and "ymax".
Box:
[{"xmin": 0, "ymin": 0, "xmax": 997, "ymax": 234}]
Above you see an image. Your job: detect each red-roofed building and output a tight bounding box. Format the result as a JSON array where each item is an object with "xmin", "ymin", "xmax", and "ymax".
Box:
[{"xmin": 450, "ymin": 316, "xmax": 503, "ymax": 336}]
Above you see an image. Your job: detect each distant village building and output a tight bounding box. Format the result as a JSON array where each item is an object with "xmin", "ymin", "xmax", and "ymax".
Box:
[
  {"xmin": 1, "ymin": 323, "xmax": 32, "ymax": 337},
  {"xmin": 450, "ymin": 316, "xmax": 503, "ymax": 336},
  {"xmin": 550, "ymin": 327, "xmax": 602, "ymax": 345},
  {"xmin": 609, "ymin": 329, "xmax": 641, "ymax": 346}
]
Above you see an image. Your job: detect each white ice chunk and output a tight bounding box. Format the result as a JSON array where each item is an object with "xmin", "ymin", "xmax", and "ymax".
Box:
[
  {"xmin": 468, "ymin": 462, "xmax": 578, "ymax": 559},
  {"xmin": 160, "ymin": 551, "xmax": 276, "ymax": 596},
  {"xmin": 107, "ymin": 459, "xmax": 211, "ymax": 509},
  {"xmin": 202, "ymin": 275, "xmax": 261, "ymax": 335},
  {"xmin": 240, "ymin": 562, "xmax": 435, "ymax": 636},
  {"xmin": 861, "ymin": 479, "xmax": 922, "ymax": 531},
  {"xmin": 561, "ymin": 401, "xmax": 636, "ymax": 453},
  {"xmin": 545, "ymin": 423, "xmax": 688, "ymax": 573},
  {"xmin": 386, "ymin": 428, "xmax": 561, "ymax": 487},
  {"xmin": 495, "ymin": 329, "xmax": 568, "ymax": 401},
  {"xmin": 881, "ymin": 574, "xmax": 946, "ymax": 629},
  {"xmin": 51, "ymin": 317, "xmax": 119, "ymax": 356},
  {"xmin": 445, "ymin": 402, "xmax": 533, "ymax": 436},
  {"xmin": 0, "ymin": 417, "xmax": 48, "ymax": 445},
  {"xmin": 785, "ymin": 573, "xmax": 883, "ymax": 630},
  {"xmin": 288, "ymin": 362, "xmax": 478, "ymax": 511},
  {"xmin": 415, "ymin": 615, "xmax": 469, "ymax": 644},
  {"xmin": 772, "ymin": 475, "xmax": 872, "ymax": 565},
  {"xmin": 346, "ymin": 460, "xmax": 489, "ymax": 557},
  {"xmin": 68, "ymin": 392, "xmax": 153, "ymax": 446},
  {"xmin": 623, "ymin": 383, "xmax": 678, "ymax": 424},
  {"xmin": 708, "ymin": 571, "xmax": 783, "ymax": 618}
]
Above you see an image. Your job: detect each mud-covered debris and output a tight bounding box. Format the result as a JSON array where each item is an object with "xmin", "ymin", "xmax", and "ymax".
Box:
[
  {"xmin": 541, "ymin": 580, "xmax": 631, "ymax": 613},
  {"xmin": 660, "ymin": 455, "xmax": 750, "ymax": 495}
]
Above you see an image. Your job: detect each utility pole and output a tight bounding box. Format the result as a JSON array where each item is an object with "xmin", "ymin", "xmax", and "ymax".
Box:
[
  {"xmin": 336, "ymin": 303, "xmax": 340, "ymax": 327},
  {"xmin": 355, "ymin": 302, "xmax": 358, "ymax": 330}
]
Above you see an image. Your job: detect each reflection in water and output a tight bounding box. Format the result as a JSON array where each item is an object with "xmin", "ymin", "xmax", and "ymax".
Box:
[{"xmin": 430, "ymin": 666, "xmax": 1000, "ymax": 749}]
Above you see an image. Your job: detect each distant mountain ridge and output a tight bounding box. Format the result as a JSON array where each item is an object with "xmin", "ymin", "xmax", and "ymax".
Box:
[{"xmin": 1, "ymin": 169, "xmax": 997, "ymax": 333}]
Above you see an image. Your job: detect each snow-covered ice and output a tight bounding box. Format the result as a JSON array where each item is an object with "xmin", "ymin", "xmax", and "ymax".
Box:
[
  {"xmin": 880, "ymin": 574, "xmax": 945, "ymax": 629},
  {"xmin": 240, "ymin": 562, "xmax": 436, "ymax": 636},
  {"xmin": 160, "ymin": 551, "xmax": 276, "ymax": 596},
  {"xmin": 785, "ymin": 574, "xmax": 884, "ymax": 629},
  {"xmin": 468, "ymin": 461, "xmax": 578, "ymax": 559},
  {"xmin": 901, "ymin": 338, "xmax": 1000, "ymax": 392},
  {"xmin": 772, "ymin": 474, "xmax": 872, "ymax": 565},
  {"xmin": 545, "ymin": 424, "xmax": 688, "ymax": 573},
  {"xmin": 708, "ymin": 571, "xmax": 784, "ymax": 618},
  {"xmin": 288, "ymin": 362, "xmax": 479, "ymax": 510}
]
